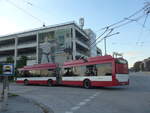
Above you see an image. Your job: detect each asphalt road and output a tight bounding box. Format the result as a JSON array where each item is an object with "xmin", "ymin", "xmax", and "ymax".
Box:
[{"xmin": 1, "ymin": 72, "xmax": 150, "ymax": 113}]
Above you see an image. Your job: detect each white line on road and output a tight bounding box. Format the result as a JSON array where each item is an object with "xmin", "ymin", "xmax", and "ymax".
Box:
[
  {"xmin": 71, "ymin": 106, "xmax": 81, "ymax": 111},
  {"xmin": 64, "ymin": 92, "xmax": 100, "ymax": 113},
  {"xmin": 78, "ymin": 101, "xmax": 87, "ymax": 106},
  {"xmin": 84, "ymin": 98, "xmax": 91, "ymax": 102},
  {"xmin": 65, "ymin": 111, "xmax": 73, "ymax": 113},
  {"xmin": 89, "ymin": 96, "xmax": 95, "ymax": 99}
]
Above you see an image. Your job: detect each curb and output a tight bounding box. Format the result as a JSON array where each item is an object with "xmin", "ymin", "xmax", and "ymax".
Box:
[
  {"xmin": 28, "ymin": 98, "xmax": 54, "ymax": 113},
  {"xmin": 19, "ymin": 96, "xmax": 54, "ymax": 113},
  {"xmin": 0, "ymin": 94, "xmax": 54, "ymax": 113}
]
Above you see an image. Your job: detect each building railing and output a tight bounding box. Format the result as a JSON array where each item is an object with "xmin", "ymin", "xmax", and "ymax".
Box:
[
  {"xmin": 18, "ymin": 54, "xmax": 36, "ymax": 60},
  {"xmin": 0, "ymin": 56, "xmax": 14, "ymax": 62},
  {"xmin": 76, "ymin": 37, "xmax": 89, "ymax": 46},
  {"xmin": 17, "ymin": 42, "xmax": 37, "ymax": 49},
  {"xmin": 76, "ymin": 49, "xmax": 89, "ymax": 56},
  {"xmin": 0, "ymin": 45, "xmax": 15, "ymax": 51},
  {"xmin": 75, "ymin": 39, "xmax": 89, "ymax": 50}
]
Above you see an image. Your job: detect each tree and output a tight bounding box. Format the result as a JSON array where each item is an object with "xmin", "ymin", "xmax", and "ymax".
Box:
[
  {"xmin": 133, "ymin": 61, "xmax": 142, "ymax": 72},
  {"xmin": 6, "ymin": 56, "xmax": 14, "ymax": 63},
  {"xmin": 16, "ymin": 56, "xmax": 28, "ymax": 68}
]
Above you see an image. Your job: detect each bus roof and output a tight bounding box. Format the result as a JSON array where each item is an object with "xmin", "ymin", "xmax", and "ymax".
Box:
[
  {"xmin": 19, "ymin": 63, "xmax": 57, "ymax": 71},
  {"xmin": 63, "ymin": 55, "xmax": 115, "ymax": 67}
]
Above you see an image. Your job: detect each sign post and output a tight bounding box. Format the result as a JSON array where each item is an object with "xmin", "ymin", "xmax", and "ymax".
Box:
[{"xmin": 0, "ymin": 64, "xmax": 14, "ymax": 111}]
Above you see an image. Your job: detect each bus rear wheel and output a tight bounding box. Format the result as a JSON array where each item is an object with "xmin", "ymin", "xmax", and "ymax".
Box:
[
  {"xmin": 24, "ymin": 80, "xmax": 29, "ymax": 85},
  {"xmin": 83, "ymin": 79, "xmax": 91, "ymax": 89},
  {"xmin": 47, "ymin": 80, "xmax": 53, "ymax": 87}
]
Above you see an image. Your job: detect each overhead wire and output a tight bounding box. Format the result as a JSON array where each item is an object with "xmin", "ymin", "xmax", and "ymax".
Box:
[
  {"xmin": 6, "ymin": 0, "xmax": 45, "ymax": 25},
  {"xmin": 22, "ymin": 0, "xmax": 53, "ymax": 20},
  {"xmin": 93, "ymin": 4, "xmax": 149, "ymax": 49},
  {"xmin": 96, "ymin": 3, "xmax": 150, "ymax": 49},
  {"xmin": 91, "ymin": 29, "xmax": 115, "ymax": 48},
  {"xmin": 98, "ymin": 6, "xmax": 146, "ymax": 31},
  {"xmin": 143, "ymin": 13, "xmax": 149, "ymax": 27},
  {"xmin": 125, "ymin": 17, "xmax": 150, "ymax": 31},
  {"xmin": 136, "ymin": 12, "xmax": 149, "ymax": 46},
  {"xmin": 89, "ymin": 27, "xmax": 109, "ymax": 47},
  {"xmin": 112, "ymin": 14, "xmax": 145, "ymax": 29},
  {"xmin": 23, "ymin": 0, "xmax": 33, "ymax": 6},
  {"xmin": 93, "ymin": 32, "xmax": 120, "ymax": 48},
  {"xmin": 93, "ymin": 14, "xmax": 146, "ymax": 48}
]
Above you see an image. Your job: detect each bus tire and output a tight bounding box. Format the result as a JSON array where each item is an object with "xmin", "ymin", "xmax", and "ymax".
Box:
[
  {"xmin": 24, "ymin": 80, "xmax": 29, "ymax": 85},
  {"xmin": 48, "ymin": 79, "xmax": 53, "ymax": 87},
  {"xmin": 83, "ymin": 79, "xmax": 91, "ymax": 89}
]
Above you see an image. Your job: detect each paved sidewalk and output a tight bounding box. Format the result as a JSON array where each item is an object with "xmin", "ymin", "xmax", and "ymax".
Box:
[{"xmin": 0, "ymin": 96, "xmax": 44, "ymax": 113}]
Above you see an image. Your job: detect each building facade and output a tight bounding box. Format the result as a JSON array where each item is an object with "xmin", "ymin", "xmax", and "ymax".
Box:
[
  {"xmin": 142, "ymin": 58, "xmax": 150, "ymax": 71},
  {"xmin": 0, "ymin": 22, "xmax": 101, "ymax": 66}
]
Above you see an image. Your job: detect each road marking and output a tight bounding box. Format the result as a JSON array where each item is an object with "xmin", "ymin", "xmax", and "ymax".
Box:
[
  {"xmin": 64, "ymin": 92, "xmax": 100, "ymax": 113},
  {"xmin": 71, "ymin": 106, "xmax": 80, "ymax": 111},
  {"xmin": 78, "ymin": 101, "xmax": 86, "ymax": 106},
  {"xmin": 65, "ymin": 111, "xmax": 73, "ymax": 113},
  {"xmin": 89, "ymin": 96, "xmax": 95, "ymax": 99},
  {"xmin": 93, "ymin": 92, "xmax": 99, "ymax": 96},
  {"xmin": 84, "ymin": 98, "xmax": 91, "ymax": 102}
]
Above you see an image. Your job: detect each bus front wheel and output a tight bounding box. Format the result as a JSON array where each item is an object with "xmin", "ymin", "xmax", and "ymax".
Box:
[
  {"xmin": 47, "ymin": 80, "xmax": 53, "ymax": 87},
  {"xmin": 24, "ymin": 80, "xmax": 29, "ymax": 85},
  {"xmin": 83, "ymin": 79, "xmax": 91, "ymax": 89}
]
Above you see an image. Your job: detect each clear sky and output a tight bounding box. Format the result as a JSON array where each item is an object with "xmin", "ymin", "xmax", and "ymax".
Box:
[{"xmin": 0, "ymin": 0, "xmax": 150, "ymax": 67}]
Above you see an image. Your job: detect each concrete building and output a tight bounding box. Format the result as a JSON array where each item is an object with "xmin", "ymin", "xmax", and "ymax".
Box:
[
  {"xmin": 0, "ymin": 21, "xmax": 101, "ymax": 67},
  {"xmin": 142, "ymin": 58, "xmax": 150, "ymax": 71},
  {"xmin": 84, "ymin": 29, "xmax": 97, "ymax": 57}
]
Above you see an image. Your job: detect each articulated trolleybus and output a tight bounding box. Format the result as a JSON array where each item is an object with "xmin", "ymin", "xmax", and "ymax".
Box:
[{"xmin": 17, "ymin": 55, "xmax": 129, "ymax": 88}]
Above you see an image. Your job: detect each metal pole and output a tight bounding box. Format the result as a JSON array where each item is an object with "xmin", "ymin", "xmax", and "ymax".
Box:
[
  {"xmin": 104, "ymin": 37, "xmax": 107, "ymax": 55},
  {"xmin": 1, "ymin": 76, "xmax": 9, "ymax": 111}
]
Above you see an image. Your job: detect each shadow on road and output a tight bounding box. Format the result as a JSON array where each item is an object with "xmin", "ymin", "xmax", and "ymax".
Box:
[{"xmin": 16, "ymin": 83, "xmax": 129, "ymax": 91}]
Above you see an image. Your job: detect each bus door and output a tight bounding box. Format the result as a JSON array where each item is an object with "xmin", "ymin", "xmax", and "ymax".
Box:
[{"xmin": 55, "ymin": 66, "xmax": 62, "ymax": 85}]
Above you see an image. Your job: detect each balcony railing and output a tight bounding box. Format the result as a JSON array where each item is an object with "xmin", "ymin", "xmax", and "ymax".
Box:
[
  {"xmin": 76, "ymin": 49, "xmax": 89, "ymax": 57},
  {"xmin": 0, "ymin": 56, "xmax": 14, "ymax": 62},
  {"xmin": 17, "ymin": 42, "xmax": 37, "ymax": 49},
  {"xmin": 76, "ymin": 37, "xmax": 89, "ymax": 46},
  {"xmin": 75, "ymin": 39, "xmax": 89, "ymax": 50},
  {"xmin": 0, "ymin": 45, "xmax": 15, "ymax": 51}
]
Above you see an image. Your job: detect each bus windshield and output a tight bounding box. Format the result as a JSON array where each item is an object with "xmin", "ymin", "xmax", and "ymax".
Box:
[{"xmin": 115, "ymin": 59, "xmax": 128, "ymax": 74}]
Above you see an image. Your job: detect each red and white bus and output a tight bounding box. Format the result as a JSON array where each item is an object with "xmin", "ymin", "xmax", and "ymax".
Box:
[
  {"xmin": 61, "ymin": 55, "xmax": 129, "ymax": 88},
  {"xmin": 17, "ymin": 63, "xmax": 58, "ymax": 86},
  {"xmin": 16, "ymin": 55, "xmax": 129, "ymax": 88}
]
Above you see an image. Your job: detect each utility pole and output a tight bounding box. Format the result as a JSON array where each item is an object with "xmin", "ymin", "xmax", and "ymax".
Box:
[
  {"xmin": 104, "ymin": 37, "xmax": 107, "ymax": 55},
  {"xmin": 103, "ymin": 29, "xmax": 115, "ymax": 55},
  {"xmin": 0, "ymin": 64, "xmax": 14, "ymax": 112},
  {"xmin": 1, "ymin": 76, "xmax": 9, "ymax": 111},
  {"xmin": 103, "ymin": 31, "xmax": 120, "ymax": 55}
]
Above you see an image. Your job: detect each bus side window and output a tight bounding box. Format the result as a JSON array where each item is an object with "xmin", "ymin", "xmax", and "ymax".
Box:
[
  {"xmin": 44, "ymin": 69, "xmax": 55, "ymax": 77},
  {"xmin": 24, "ymin": 71, "xmax": 31, "ymax": 77},
  {"xmin": 73, "ymin": 66, "xmax": 86, "ymax": 76},
  {"xmin": 96, "ymin": 63, "xmax": 112, "ymax": 76},
  {"xmin": 63, "ymin": 68, "xmax": 74, "ymax": 76},
  {"xmin": 85, "ymin": 65, "xmax": 97, "ymax": 76},
  {"xmin": 63, "ymin": 66, "xmax": 86, "ymax": 77},
  {"xmin": 32, "ymin": 70, "xmax": 40, "ymax": 77},
  {"xmin": 50, "ymin": 69, "xmax": 56, "ymax": 77},
  {"xmin": 20, "ymin": 71, "xmax": 24, "ymax": 77}
]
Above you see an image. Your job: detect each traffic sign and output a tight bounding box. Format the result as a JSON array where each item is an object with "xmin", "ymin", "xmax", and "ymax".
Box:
[{"xmin": 1, "ymin": 64, "xmax": 14, "ymax": 76}]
